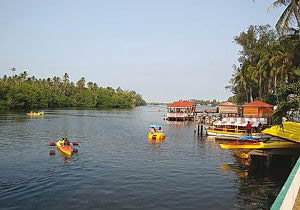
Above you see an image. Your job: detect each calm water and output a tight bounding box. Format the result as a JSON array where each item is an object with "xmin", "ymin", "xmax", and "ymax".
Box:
[{"xmin": 0, "ymin": 106, "xmax": 292, "ymax": 210}]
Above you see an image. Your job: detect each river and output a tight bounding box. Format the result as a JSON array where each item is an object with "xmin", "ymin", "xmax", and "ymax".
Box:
[{"xmin": 0, "ymin": 106, "xmax": 292, "ymax": 210}]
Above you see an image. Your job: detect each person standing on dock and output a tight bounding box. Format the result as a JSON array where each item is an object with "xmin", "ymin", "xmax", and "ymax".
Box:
[{"xmin": 246, "ymin": 121, "xmax": 252, "ymax": 136}]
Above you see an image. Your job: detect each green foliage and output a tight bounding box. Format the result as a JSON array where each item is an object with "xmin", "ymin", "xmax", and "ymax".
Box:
[
  {"xmin": 190, "ymin": 99, "xmax": 220, "ymax": 106},
  {"xmin": 227, "ymin": 25, "xmax": 300, "ymax": 105},
  {"xmin": 273, "ymin": 81, "xmax": 300, "ymax": 125},
  {"xmin": 0, "ymin": 72, "xmax": 146, "ymax": 109}
]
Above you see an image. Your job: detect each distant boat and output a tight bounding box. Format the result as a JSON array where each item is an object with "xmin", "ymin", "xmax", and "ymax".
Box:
[{"xmin": 27, "ymin": 111, "xmax": 44, "ymax": 116}]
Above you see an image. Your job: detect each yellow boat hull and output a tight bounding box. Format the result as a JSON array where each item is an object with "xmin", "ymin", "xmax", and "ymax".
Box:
[
  {"xmin": 262, "ymin": 122, "xmax": 300, "ymax": 143},
  {"xmin": 148, "ymin": 132, "xmax": 166, "ymax": 140},
  {"xmin": 220, "ymin": 141, "xmax": 300, "ymax": 150},
  {"xmin": 232, "ymin": 150, "xmax": 249, "ymax": 159},
  {"xmin": 56, "ymin": 140, "xmax": 73, "ymax": 156},
  {"xmin": 27, "ymin": 112, "xmax": 44, "ymax": 116}
]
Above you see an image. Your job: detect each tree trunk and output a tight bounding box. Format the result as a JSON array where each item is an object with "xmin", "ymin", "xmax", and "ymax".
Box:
[{"xmin": 259, "ymin": 74, "xmax": 262, "ymax": 100}]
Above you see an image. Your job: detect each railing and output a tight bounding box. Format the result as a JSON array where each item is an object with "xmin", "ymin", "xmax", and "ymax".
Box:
[
  {"xmin": 167, "ymin": 113, "xmax": 192, "ymax": 118},
  {"xmin": 271, "ymin": 156, "xmax": 300, "ymax": 210}
]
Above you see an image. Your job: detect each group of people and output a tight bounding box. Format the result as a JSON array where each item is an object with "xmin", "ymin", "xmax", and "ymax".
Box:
[{"xmin": 150, "ymin": 127, "xmax": 163, "ymax": 134}]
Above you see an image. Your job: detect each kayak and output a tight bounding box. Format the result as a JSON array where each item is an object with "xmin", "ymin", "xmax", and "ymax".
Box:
[
  {"xmin": 232, "ymin": 150, "xmax": 249, "ymax": 159},
  {"xmin": 56, "ymin": 140, "xmax": 74, "ymax": 156},
  {"xmin": 148, "ymin": 132, "xmax": 166, "ymax": 140},
  {"xmin": 219, "ymin": 141, "xmax": 300, "ymax": 150}
]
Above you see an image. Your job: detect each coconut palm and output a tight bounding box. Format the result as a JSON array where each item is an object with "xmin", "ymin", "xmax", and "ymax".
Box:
[{"xmin": 271, "ymin": 0, "xmax": 300, "ymax": 33}]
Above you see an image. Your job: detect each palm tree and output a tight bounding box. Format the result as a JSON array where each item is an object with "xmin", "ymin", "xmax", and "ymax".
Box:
[
  {"xmin": 76, "ymin": 77, "xmax": 86, "ymax": 89},
  {"xmin": 271, "ymin": 0, "xmax": 300, "ymax": 33}
]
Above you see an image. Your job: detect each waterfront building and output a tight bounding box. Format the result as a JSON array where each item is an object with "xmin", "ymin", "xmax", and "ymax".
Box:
[
  {"xmin": 166, "ymin": 100, "xmax": 196, "ymax": 121},
  {"xmin": 218, "ymin": 101, "xmax": 239, "ymax": 115},
  {"xmin": 242, "ymin": 100, "xmax": 274, "ymax": 117}
]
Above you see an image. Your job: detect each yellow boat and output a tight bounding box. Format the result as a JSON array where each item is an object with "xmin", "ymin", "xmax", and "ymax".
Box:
[
  {"xmin": 262, "ymin": 122, "xmax": 300, "ymax": 143},
  {"xmin": 207, "ymin": 129, "xmax": 270, "ymax": 140},
  {"xmin": 220, "ymin": 141, "xmax": 300, "ymax": 150},
  {"xmin": 56, "ymin": 140, "xmax": 74, "ymax": 156},
  {"xmin": 232, "ymin": 150, "xmax": 249, "ymax": 159},
  {"xmin": 148, "ymin": 132, "xmax": 166, "ymax": 140},
  {"xmin": 27, "ymin": 111, "xmax": 44, "ymax": 116}
]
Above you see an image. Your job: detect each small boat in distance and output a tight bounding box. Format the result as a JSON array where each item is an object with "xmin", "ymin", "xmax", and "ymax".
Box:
[
  {"xmin": 148, "ymin": 124, "xmax": 166, "ymax": 140},
  {"xmin": 27, "ymin": 111, "xmax": 44, "ymax": 116}
]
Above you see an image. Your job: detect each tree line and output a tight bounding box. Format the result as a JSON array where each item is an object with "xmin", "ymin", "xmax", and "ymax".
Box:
[
  {"xmin": 226, "ymin": 0, "xmax": 300, "ymax": 124},
  {"xmin": 0, "ymin": 72, "xmax": 146, "ymax": 109}
]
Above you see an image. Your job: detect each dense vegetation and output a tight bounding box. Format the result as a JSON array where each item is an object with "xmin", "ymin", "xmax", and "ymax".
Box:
[
  {"xmin": 0, "ymin": 72, "xmax": 146, "ymax": 109},
  {"xmin": 226, "ymin": 24, "xmax": 300, "ymax": 105},
  {"xmin": 190, "ymin": 99, "xmax": 220, "ymax": 106},
  {"xmin": 227, "ymin": 0, "xmax": 300, "ymax": 124}
]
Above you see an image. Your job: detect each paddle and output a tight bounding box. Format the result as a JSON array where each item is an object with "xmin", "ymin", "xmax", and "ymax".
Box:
[{"xmin": 49, "ymin": 141, "xmax": 79, "ymax": 146}]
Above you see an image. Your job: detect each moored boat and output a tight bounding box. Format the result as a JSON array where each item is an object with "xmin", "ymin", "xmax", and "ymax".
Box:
[
  {"xmin": 219, "ymin": 141, "xmax": 300, "ymax": 150},
  {"xmin": 207, "ymin": 117, "xmax": 271, "ymax": 140},
  {"xmin": 262, "ymin": 122, "xmax": 300, "ymax": 143}
]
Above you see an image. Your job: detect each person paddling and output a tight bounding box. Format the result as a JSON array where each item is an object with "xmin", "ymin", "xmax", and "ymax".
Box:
[
  {"xmin": 246, "ymin": 121, "xmax": 252, "ymax": 136},
  {"xmin": 63, "ymin": 137, "xmax": 70, "ymax": 146}
]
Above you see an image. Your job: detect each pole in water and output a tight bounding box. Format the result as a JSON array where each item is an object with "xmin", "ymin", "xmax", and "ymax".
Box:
[
  {"xmin": 200, "ymin": 124, "xmax": 203, "ymax": 137},
  {"xmin": 197, "ymin": 124, "xmax": 200, "ymax": 135}
]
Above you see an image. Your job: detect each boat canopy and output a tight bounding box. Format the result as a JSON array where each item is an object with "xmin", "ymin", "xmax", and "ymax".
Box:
[
  {"xmin": 213, "ymin": 117, "xmax": 268, "ymax": 127},
  {"xmin": 149, "ymin": 124, "xmax": 162, "ymax": 128}
]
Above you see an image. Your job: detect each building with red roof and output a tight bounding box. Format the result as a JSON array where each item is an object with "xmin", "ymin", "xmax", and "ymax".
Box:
[
  {"xmin": 166, "ymin": 100, "xmax": 196, "ymax": 121},
  {"xmin": 242, "ymin": 100, "xmax": 274, "ymax": 117}
]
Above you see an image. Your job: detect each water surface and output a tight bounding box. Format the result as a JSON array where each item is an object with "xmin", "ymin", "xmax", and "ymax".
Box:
[{"xmin": 0, "ymin": 106, "xmax": 291, "ymax": 210}]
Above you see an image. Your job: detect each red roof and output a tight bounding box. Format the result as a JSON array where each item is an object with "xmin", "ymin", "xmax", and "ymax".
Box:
[
  {"xmin": 167, "ymin": 101, "xmax": 195, "ymax": 108},
  {"xmin": 242, "ymin": 100, "xmax": 273, "ymax": 107},
  {"xmin": 219, "ymin": 102, "xmax": 238, "ymax": 107}
]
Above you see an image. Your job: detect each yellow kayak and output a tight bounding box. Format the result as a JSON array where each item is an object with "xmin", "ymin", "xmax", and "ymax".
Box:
[
  {"xmin": 232, "ymin": 150, "xmax": 249, "ymax": 159},
  {"xmin": 262, "ymin": 122, "xmax": 300, "ymax": 143},
  {"xmin": 148, "ymin": 132, "xmax": 166, "ymax": 140},
  {"xmin": 27, "ymin": 111, "xmax": 44, "ymax": 116},
  {"xmin": 220, "ymin": 141, "xmax": 300, "ymax": 150},
  {"xmin": 56, "ymin": 140, "xmax": 74, "ymax": 156}
]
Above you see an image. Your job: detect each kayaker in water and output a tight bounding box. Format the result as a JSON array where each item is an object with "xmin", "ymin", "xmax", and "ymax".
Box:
[
  {"xmin": 63, "ymin": 137, "xmax": 70, "ymax": 146},
  {"xmin": 158, "ymin": 127, "xmax": 163, "ymax": 133}
]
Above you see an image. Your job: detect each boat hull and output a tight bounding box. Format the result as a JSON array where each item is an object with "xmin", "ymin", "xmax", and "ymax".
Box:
[
  {"xmin": 56, "ymin": 140, "xmax": 73, "ymax": 156},
  {"xmin": 219, "ymin": 141, "xmax": 300, "ymax": 150},
  {"xmin": 207, "ymin": 130, "xmax": 270, "ymax": 140},
  {"xmin": 148, "ymin": 132, "xmax": 166, "ymax": 140},
  {"xmin": 263, "ymin": 122, "xmax": 300, "ymax": 143}
]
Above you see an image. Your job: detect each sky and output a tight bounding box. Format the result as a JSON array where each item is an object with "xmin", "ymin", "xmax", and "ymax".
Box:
[{"xmin": 0, "ymin": 0, "xmax": 283, "ymax": 102}]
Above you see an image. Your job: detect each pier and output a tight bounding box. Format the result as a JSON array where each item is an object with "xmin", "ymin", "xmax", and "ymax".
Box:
[{"xmin": 271, "ymin": 156, "xmax": 300, "ymax": 210}]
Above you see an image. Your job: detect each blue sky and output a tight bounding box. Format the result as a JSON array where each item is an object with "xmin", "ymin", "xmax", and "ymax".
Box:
[{"xmin": 0, "ymin": 0, "xmax": 282, "ymax": 102}]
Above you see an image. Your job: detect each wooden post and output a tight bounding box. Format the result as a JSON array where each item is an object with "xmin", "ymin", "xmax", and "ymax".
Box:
[
  {"xmin": 200, "ymin": 124, "xmax": 203, "ymax": 137},
  {"xmin": 197, "ymin": 124, "xmax": 200, "ymax": 135},
  {"xmin": 193, "ymin": 116, "xmax": 197, "ymax": 133}
]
